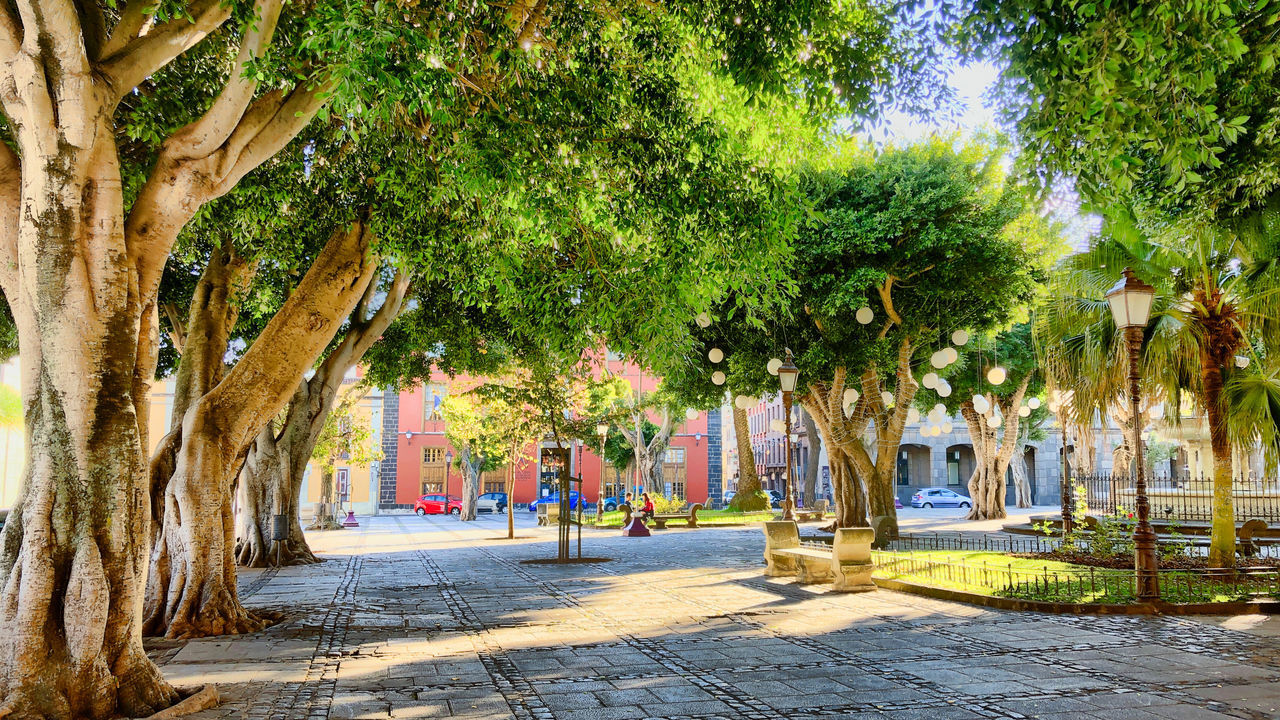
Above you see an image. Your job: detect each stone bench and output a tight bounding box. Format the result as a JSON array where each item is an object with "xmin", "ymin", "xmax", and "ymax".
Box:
[
  {"xmin": 794, "ymin": 499, "xmax": 829, "ymax": 522},
  {"xmin": 652, "ymin": 504, "xmax": 703, "ymax": 529},
  {"xmin": 762, "ymin": 522, "xmax": 875, "ymax": 593},
  {"xmin": 536, "ymin": 503, "xmax": 561, "ymax": 526}
]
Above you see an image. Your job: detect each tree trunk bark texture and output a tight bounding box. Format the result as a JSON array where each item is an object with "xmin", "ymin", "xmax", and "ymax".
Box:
[
  {"xmin": 459, "ymin": 452, "xmax": 483, "ymax": 521},
  {"xmin": 1203, "ymin": 351, "xmax": 1237, "ymax": 567},
  {"xmin": 236, "ymin": 422, "xmax": 319, "ymax": 567},
  {"xmin": 729, "ymin": 405, "xmax": 768, "ymax": 511},
  {"xmin": 145, "ymin": 223, "xmax": 378, "ymax": 639},
  {"xmin": 963, "ymin": 376, "xmax": 1031, "ymax": 521},
  {"xmin": 802, "ymin": 410, "xmax": 821, "ymax": 505}
]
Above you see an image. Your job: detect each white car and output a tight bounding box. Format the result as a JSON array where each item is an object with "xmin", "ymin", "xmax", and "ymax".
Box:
[{"xmin": 476, "ymin": 492, "xmax": 508, "ymax": 513}]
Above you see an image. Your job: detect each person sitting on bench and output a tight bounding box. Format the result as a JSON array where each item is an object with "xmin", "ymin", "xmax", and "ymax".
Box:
[{"xmin": 639, "ymin": 492, "xmax": 655, "ymax": 523}]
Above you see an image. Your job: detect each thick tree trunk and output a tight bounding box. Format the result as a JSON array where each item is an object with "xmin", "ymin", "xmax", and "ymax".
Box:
[
  {"xmin": 506, "ymin": 456, "xmax": 516, "ymax": 539},
  {"xmin": 309, "ymin": 466, "xmax": 342, "ymax": 530},
  {"xmin": 1203, "ymin": 356, "xmax": 1237, "ymax": 567},
  {"xmin": 145, "ymin": 223, "xmax": 377, "ymax": 638},
  {"xmin": 1011, "ymin": 432, "xmax": 1033, "ymax": 509},
  {"xmin": 963, "ymin": 377, "xmax": 1030, "ymax": 521},
  {"xmin": 236, "ymin": 422, "xmax": 319, "ymax": 567},
  {"xmin": 802, "ymin": 410, "xmax": 821, "ymax": 505},
  {"xmin": 459, "ymin": 452, "xmax": 482, "ymax": 521},
  {"xmin": 729, "ymin": 405, "xmax": 768, "ymax": 511},
  {"xmin": 619, "ymin": 407, "xmax": 674, "ymax": 498}
]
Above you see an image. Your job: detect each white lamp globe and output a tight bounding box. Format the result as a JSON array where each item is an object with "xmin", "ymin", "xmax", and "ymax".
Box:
[
  {"xmin": 943, "ymin": 347, "xmax": 959, "ymax": 364},
  {"xmin": 942, "ymin": 422, "xmax": 953, "ymax": 434},
  {"xmin": 843, "ymin": 388, "xmax": 860, "ymax": 405},
  {"xmin": 986, "ymin": 414, "xmax": 1001, "ymax": 428},
  {"xmin": 922, "ymin": 372, "xmax": 939, "ymax": 389},
  {"xmin": 906, "ymin": 407, "xmax": 920, "ymax": 423},
  {"xmin": 987, "ymin": 366, "xmax": 1007, "ymax": 385},
  {"xmin": 856, "ymin": 306, "xmax": 874, "ymax": 324},
  {"xmin": 881, "ymin": 391, "xmax": 894, "ymax": 407},
  {"xmin": 928, "ymin": 408, "xmax": 942, "ymax": 423},
  {"xmin": 685, "ymin": 408, "xmax": 699, "ymax": 420},
  {"xmin": 696, "ymin": 312, "xmax": 711, "ymax": 328},
  {"xmin": 973, "ymin": 396, "xmax": 990, "ymax": 414},
  {"xmin": 711, "ymin": 371, "xmax": 725, "ymax": 386},
  {"xmin": 937, "ymin": 381, "xmax": 952, "ymax": 398},
  {"xmin": 933, "ymin": 403, "xmax": 946, "ymax": 416},
  {"xmin": 1237, "ymin": 355, "xmax": 1251, "ymax": 368},
  {"xmin": 930, "ymin": 351, "xmax": 947, "ymax": 369},
  {"xmin": 951, "ymin": 329, "xmax": 969, "ymax": 346},
  {"xmin": 1018, "ymin": 405, "xmax": 1031, "ymax": 418},
  {"xmin": 1027, "ymin": 397, "xmax": 1041, "ymax": 410},
  {"xmin": 767, "ymin": 357, "xmax": 783, "ymax": 375},
  {"xmin": 708, "ymin": 348, "xmax": 724, "ymax": 363}
]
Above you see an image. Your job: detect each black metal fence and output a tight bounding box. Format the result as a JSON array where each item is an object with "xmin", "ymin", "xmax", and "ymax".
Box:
[{"xmin": 1073, "ymin": 473, "xmax": 1280, "ymax": 524}]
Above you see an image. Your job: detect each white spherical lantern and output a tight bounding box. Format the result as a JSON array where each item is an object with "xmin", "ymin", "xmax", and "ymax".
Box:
[
  {"xmin": 906, "ymin": 407, "xmax": 920, "ymax": 424},
  {"xmin": 1018, "ymin": 405, "xmax": 1031, "ymax": 418},
  {"xmin": 1027, "ymin": 397, "xmax": 1041, "ymax": 410},
  {"xmin": 987, "ymin": 366, "xmax": 1007, "ymax": 385},
  {"xmin": 711, "ymin": 371, "xmax": 725, "ymax": 386},
  {"xmin": 942, "ymin": 422, "xmax": 953, "ymax": 434},
  {"xmin": 1047, "ymin": 401, "xmax": 1060, "ymax": 413},
  {"xmin": 933, "ymin": 403, "xmax": 946, "ymax": 415},
  {"xmin": 881, "ymin": 391, "xmax": 894, "ymax": 407},
  {"xmin": 685, "ymin": 407, "xmax": 699, "ymax": 421},
  {"xmin": 930, "ymin": 351, "xmax": 947, "ymax": 369},
  {"xmin": 734, "ymin": 395, "xmax": 749, "ymax": 409},
  {"xmin": 708, "ymin": 348, "xmax": 724, "ymax": 364},
  {"xmin": 696, "ymin": 312, "xmax": 711, "ymax": 328},
  {"xmin": 843, "ymin": 388, "xmax": 860, "ymax": 405},
  {"xmin": 936, "ymin": 380, "xmax": 952, "ymax": 398},
  {"xmin": 943, "ymin": 347, "xmax": 959, "ymax": 364},
  {"xmin": 856, "ymin": 306, "xmax": 874, "ymax": 324},
  {"xmin": 922, "ymin": 372, "xmax": 938, "ymax": 389},
  {"xmin": 986, "ymin": 414, "xmax": 1001, "ymax": 428},
  {"xmin": 973, "ymin": 396, "xmax": 990, "ymax": 414},
  {"xmin": 767, "ymin": 357, "xmax": 783, "ymax": 375},
  {"xmin": 1237, "ymin": 355, "xmax": 1251, "ymax": 368},
  {"xmin": 951, "ymin": 329, "xmax": 969, "ymax": 346}
]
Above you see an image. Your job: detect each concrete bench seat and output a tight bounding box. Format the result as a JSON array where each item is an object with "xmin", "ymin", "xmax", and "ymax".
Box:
[
  {"xmin": 762, "ymin": 521, "xmax": 875, "ymax": 592},
  {"xmin": 651, "ymin": 504, "xmax": 703, "ymax": 529},
  {"xmin": 794, "ymin": 499, "xmax": 829, "ymax": 522}
]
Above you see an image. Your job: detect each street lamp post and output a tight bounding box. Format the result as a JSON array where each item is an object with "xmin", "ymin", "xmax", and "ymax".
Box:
[
  {"xmin": 596, "ymin": 422, "xmax": 609, "ymax": 524},
  {"xmin": 1106, "ymin": 267, "xmax": 1159, "ymax": 601},
  {"xmin": 776, "ymin": 349, "xmax": 800, "ymax": 521},
  {"xmin": 444, "ymin": 450, "xmax": 454, "ymax": 501}
]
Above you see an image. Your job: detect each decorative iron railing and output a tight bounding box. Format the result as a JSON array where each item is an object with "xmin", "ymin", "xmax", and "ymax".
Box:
[{"xmin": 1072, "ymin": 473, "xmax": 1280, "ymax": 524}]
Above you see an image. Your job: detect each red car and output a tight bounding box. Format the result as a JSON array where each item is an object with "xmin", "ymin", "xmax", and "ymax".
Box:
[{"xmin": 415, "ymin": 494, "xmax": 462, "ymax": 516}]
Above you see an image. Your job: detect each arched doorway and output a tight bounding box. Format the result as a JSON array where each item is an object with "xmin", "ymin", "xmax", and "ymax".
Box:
[
  {"xmin": 945, "ymin": 444, "xmax": 975, "ymax": 493},
  {"xmin": 895, "ymin": 443, "xmax": 931, "ymax": 504}
]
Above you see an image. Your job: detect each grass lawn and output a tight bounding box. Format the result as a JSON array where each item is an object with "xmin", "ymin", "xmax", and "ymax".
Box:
[
  {"xmin": 873, "ymin": 549, "xmax": 1263, "ymax": 604},
  {"xmin": 590, "ymin": 509, "xmax": 776, "ymax": 528}
]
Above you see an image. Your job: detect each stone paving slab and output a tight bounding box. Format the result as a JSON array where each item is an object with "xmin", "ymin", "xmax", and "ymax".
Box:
[{"xmin": 150, "ymin": 512, "xmax": 1280, "ymax": 719}]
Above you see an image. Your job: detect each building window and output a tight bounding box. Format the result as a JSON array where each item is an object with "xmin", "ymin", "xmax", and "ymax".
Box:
[
  {"xmin": 662, "ymin": 447, "xmax": 687, "ymax": 499},
  {"xmin": 423, "ymin": 384, "xmax": 447, "ymax": 425},
  {"xmin": 421, "ymin": 446, "xmax": 446, "ymax": 494}
]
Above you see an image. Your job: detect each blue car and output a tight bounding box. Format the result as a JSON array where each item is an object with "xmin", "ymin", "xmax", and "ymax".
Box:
[
  {"xmin": 600, "ymin": 495, "xmax": 627, "ymax": 512},
  {"xmin": 911, "ymin": 487, "xmax": 972, "ymax": 509},
  {"xmin": 528, "ymin": 491, "xmax": 582, "ymax": 512}
]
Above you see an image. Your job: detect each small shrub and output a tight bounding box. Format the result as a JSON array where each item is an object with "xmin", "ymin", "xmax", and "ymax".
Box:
[
  {"xmin": 729, "ymin": 489, "xmax": 771, "ymax": 512},
  {"xmin": 650, "ymin": 494, "xmax": 687, "ymax": 513}
]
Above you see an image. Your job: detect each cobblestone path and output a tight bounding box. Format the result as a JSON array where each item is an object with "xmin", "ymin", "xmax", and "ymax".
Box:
[{"xmin": 158, "ymin": 514, "xmax": 1280, "ymax": 720}]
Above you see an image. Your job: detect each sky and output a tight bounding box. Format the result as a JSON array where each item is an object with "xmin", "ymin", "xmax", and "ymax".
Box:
[{"xmin": 859, "ymin": 61, "xmax": 1101, "ymax": 248}]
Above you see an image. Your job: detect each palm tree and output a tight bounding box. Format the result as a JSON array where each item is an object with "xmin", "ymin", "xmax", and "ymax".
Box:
[{"xmin": 1039, "ymin": 209, "xmax": 1280, "ymax": 566}]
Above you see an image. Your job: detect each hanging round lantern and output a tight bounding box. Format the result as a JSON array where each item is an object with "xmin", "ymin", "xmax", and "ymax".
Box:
[
  {"xmin": 951, "ymin": 329, "xmax": 969, "ymax": 346},
  {"xmin": 972, "ymin": 395, "xmax": 990, "ymax": 414},
  {"xmin": 856, "ymin": 306, "xmax": 874, "ymax": 324},
  {"xmin": 937, "ymin": 382, "xmax": 952, "ymax": 398},
  {"xmin": 1237, "ymin": 355, "xmax": 1251, "ymax": 368},
  {"xmin": 843, "ymin": 388, "xmax": 860, "ymax": 405},
  {"xmin": 880, "ymin": 391, "xmax": 894, "ymax": 407},
  {"xmin": 987, "ymin": 366, "xmax": 1007, "ymax": 385},
  {"xmin": 942, "ymin": 422, "xmax": 953, "ymax": 434},
  {"xmin": 685, "ymin": 407, "xmax": 699, "ymax": 420},
  {"xmin": 930, "ymin": 351, "xmax": 946, "ymax": 369},
  {"xmin": 1018, "ymin": 405, "xmax": 1031, "ymax": 418},
  {"xmin": 906, "ymin": 407, "xmax": 920, "ymax": 424},
  {"xmin": 922, "ymin": 372, "xmax": 938, "ymax": 389},
  {"xmin": 696, "ymin": 312, "xmax": 711, "ymax": 328},
  {"xmin": 711, "ymin": 371, "xmax": 726, "ymax": 385},
  {"xmin": 933, "ymin": 403, "xmax": 946, "ymax": 416},
  {"xmin": 1027, "ymin": 397, "xmax": 1041, "ymax": 410},
  {"xmin": 943, "ymin": 347, "xmax": 959, "ymax": 364},
  {"xmin": 708, "ymin": 348, "xmax": 724, "ymax": 363},
  {"xmin": 767, "ymin": 357, "xmax": 783, "ymax": 375},
  {"xmin": 986, "ymin": 414, "xmax": 1001, "ymax": 428}
]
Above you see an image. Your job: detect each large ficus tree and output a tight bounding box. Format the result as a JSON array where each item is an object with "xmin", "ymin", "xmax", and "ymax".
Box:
[
  {"xmin": 0, "ymin": 0, "xmax": 947, "ymax": 716},
  {"xmin": 665, "ymin": 138, "xmax": 1045, "ymax": 529}
]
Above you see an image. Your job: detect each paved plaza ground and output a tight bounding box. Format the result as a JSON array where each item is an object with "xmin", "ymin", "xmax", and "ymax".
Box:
[{"xmin": 159, "ymin": 511, "xmax": 1280, "ymax": 720}]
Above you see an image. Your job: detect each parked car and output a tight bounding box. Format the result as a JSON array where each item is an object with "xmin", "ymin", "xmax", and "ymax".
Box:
[
  {"xmin": 476, "ymin": 492, "xmax": 508, "ymax": 513},
  {"xmin": 599, "ymin": 495, "xmax": 627, "ymax": 512},
  {"xmin": 768, "ymin": 490, "xmax": 784, "ymax": 508},
  {"xmin": 722, "ymin": 490, "xmax": 736, "ymax": 505},
  {"xmin": 415, "ymin": 494, "xmax": 463, "ymax": 515},
  {"xmin": 911, "ymin": 487, "xmax": 971, "ymax": 509},
  {"xmin": 527, "ymin": 491, "xmax": 582, "ymax": 512}
]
